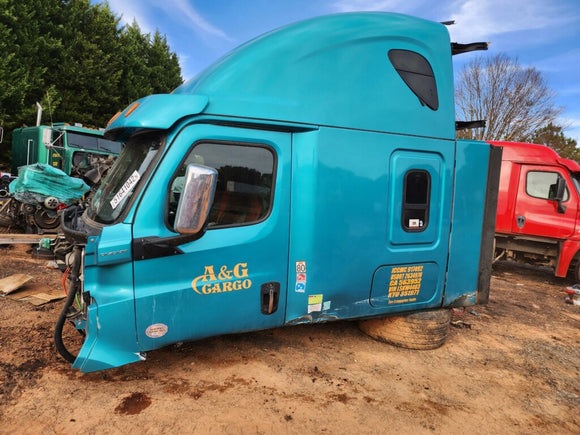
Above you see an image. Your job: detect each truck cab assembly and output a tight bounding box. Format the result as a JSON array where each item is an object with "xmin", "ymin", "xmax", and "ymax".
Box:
[
  {"xmin": 492, "ymin": 141, "xmax": 580, "ymax": 281},
  {"xmin": 55, "ymin": 12, "xmax": 501, "ymax": 372}
]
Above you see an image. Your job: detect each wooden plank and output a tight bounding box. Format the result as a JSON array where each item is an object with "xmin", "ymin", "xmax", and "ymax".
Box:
[
  {"xmin": 0, "ymin": 234, "xmax": 61, "ymax": 244},
  {"xmin": 0, "ymin": 273, "xmax": 33, "ymax": 294},
  {"xmin": 19, "ymin": 292, "xmax": 65, "ymax": 306},
  {"xmin": 4, "ymin": 282, "xmax": 65, "ymax": 305}
]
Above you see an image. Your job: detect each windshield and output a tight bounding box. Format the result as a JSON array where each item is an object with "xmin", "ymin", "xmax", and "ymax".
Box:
[
  {"xmin": 571, "ymin": 172, "xmax": 580, "ymax": 196},
  {"xmin": 87, "ymin": 132, "xmax": 163, "ymax": 224},
  {"xmin": 66, "ymin": 132, "xmax": 123, "ymax": 154}
]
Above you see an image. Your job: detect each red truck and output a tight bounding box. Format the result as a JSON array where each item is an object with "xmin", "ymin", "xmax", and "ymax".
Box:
[{"xmin": 492, "ymin": 141, "xmax": 580, "ymax": 281}]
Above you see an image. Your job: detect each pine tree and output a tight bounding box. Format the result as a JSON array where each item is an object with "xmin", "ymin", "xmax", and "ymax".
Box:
[
  {"xmin": 118, "ymin": 21, "xmax": 154, "ymax": 105},
  {"xmin": 149, "ymin": 31, "xmax": 183, "ymax": 94},
  {"xmin": 531, "ymin": 123, "xmax": 580, "ymax": 162},
  {"xmin": 0, "ymin": 0, "xmax": 183, "ymax": 167}
]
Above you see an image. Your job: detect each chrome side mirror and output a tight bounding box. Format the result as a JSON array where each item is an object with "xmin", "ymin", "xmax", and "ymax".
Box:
[{"xmin": 174, "ymin": 164, "xmax": 217, "ymax": 234}]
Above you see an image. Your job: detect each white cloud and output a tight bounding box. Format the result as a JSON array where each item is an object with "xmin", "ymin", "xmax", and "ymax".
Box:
[
  {"xmin": 107, "ymin": 0, "xmax": 155, "ymax": 33},
  {"xmin": 447, "ymin": 0, "xmax": 574, "ymax": 42},
  {"xmin": 106, "ymin": 0, "xmax": 230, "ymax": 41},
  {"xmin": 156, "ymin": 0, "xmax": 231, "ymax": 41}
]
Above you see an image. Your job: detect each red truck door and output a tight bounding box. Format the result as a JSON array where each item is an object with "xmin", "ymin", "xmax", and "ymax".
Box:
[{"xmin": 512, "ymin": 165, "xmax": 576, "ymax": 239}]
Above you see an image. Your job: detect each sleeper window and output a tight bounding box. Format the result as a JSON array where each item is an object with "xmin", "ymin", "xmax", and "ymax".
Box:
[{"xmin": 402, "ymin": 170, "xmax": 430, "ymax": 232}]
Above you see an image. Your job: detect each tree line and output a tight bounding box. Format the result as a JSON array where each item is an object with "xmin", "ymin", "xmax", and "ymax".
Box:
[
  {"xmin": 0, "ymin": 0, "xmax": 183, "ymax": 166},
  {"xmin": 0, "ymin": 2, "xmax": 576, "ymax": 167},
  {"xmin": 456, "ymin": 53, "xmax": 578, "ymax": 161}
]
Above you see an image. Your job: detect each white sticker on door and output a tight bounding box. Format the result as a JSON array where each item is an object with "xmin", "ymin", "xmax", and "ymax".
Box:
[{"xmin": 295, "ymin": 261, "xmax": 306, "ymax": 273}]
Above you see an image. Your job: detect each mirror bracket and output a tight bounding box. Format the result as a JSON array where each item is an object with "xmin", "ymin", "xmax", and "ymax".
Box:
[
  {"xmin": 132, "ymin": 232, "xmax": 204, "ymax": 261},
  {"xmin": 557, "ymin": 202, "xmax": 567, "ymax": 214},
  {"xmin": 133, "ymin": 164, "xmax": 217, "ymax": 261}
]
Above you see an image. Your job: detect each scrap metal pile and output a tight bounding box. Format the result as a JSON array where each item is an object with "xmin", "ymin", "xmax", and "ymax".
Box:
[{"xmin": 0, "ymin": 158, "xmax": 114, "ymax": 233}]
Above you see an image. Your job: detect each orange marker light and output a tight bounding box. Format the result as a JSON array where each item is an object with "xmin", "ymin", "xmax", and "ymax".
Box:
[
  {"xmin": 107, "ymin": 111, "xmax": 122, "ymax": 126},
  {"xmin": 124, "ymin": 102, "xmax": 140, "ymax": 118}
]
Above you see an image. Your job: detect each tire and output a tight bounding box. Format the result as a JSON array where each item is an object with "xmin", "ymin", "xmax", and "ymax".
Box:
[
  {"xmin": 358, "ymin": 309, "xmax": 451, "ymax": 350},
  {"xmin": 573, "ymin": 260, "xmax": 580, "ymax": 284},
  {"xmin": 0, "ymin": 212, "xmax": 13, "ymax": 227},
  {"xmin": 33, "ymin": 209, "xmax": 60, "ymax": 230}
]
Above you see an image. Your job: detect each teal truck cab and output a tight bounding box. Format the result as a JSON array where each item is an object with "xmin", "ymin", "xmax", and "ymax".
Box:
[
  {"xmin": 0, "ymin": 123, "xmax": 122, "ymax": 232},
  {"xmin": 11, "ymin": 123, "xmax": 122, "ymax": 177},
  {"xmin": 56, "ymin": 12, "xmax": 501, "ymax": 372}
]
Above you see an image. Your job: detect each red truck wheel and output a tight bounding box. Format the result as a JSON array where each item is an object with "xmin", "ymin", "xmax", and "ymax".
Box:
[
  {"xmin": 358, "ymin": 309, "xmax": 451, "ymax": 350},
  {"xmin": 573, "ymin": 261, "xmax": 580, "ymax": 283}
]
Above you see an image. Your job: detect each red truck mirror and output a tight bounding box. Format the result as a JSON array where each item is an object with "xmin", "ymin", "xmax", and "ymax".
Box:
[{"xmin": 554, "ymin": 177, "xmax": 567, "ymax": 214}]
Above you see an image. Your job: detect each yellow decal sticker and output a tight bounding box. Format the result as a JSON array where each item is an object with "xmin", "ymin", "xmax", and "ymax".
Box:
[
  {"xmin": 308, "ymin": 294, "xmax": 323, "ymax": 313},
  {"xmin": 308, "ymin": 294, "xmax": 323, "ymax": 305},
  {"xmin": 387, "ymin": 265, "xmax": 423, "ymax": 304},
  {"xmin": 191, "ymin": 263, "xmax": 252, "ymax": 295}
]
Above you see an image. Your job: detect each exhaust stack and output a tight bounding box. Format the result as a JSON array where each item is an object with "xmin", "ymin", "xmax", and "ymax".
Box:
[{"xmin": 36, "ymin": 102, "xmax": 42, "ymax": 126}]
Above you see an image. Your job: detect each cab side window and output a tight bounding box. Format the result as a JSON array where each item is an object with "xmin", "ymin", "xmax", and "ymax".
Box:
[
  {"xmin": 402, "ymin": 170, "xmax": 430, "ymax": 232},
  {"xmin": 169, "ymin": 142, "xmax": 275, "ymax": 228},
  {"xmin": 526, "ymin": 171, "xmax": 568, "ymax": 201}
]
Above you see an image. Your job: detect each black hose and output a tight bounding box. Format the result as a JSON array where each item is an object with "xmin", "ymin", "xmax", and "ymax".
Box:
[{"xmin": 54, "ymin": 246, "xmax": 82, "ymax": 364}]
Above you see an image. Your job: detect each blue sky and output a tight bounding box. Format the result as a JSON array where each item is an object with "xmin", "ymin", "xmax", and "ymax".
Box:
[{"xmin": 100, "ymin": 0, "xmax": 580, "ymax": 142}]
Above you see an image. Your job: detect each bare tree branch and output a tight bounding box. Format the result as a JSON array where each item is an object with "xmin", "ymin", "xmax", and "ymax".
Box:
[{"xmin": 455, "ymin": 53, "xmax": 561, "ymax": 142}]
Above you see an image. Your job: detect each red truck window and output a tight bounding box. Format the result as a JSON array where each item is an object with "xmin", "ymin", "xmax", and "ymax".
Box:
[{"xmin": 526, "ymin": 171, "xmax": 568, "ymax": 201}]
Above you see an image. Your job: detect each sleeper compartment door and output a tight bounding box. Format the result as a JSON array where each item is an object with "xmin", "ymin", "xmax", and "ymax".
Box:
[
  {"xmin": 370, "ymin": 144, "xmax": 454, "ymax": 311},
  {"xmin": 512, "ymin": 165, "xmax": 576, "ymax": 239},
  {"xmin": 131, "ymin": 125, "xmax": 291, "ymax": 351}
]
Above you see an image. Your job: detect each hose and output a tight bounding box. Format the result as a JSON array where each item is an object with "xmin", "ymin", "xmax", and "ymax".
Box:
[
  {"xmin": 61, "ymin": 266, "xmax": 82, "ymax": 310},
  {"xmin": 54, "ymin": 246, "xmax": 82, "ymax": 364}
]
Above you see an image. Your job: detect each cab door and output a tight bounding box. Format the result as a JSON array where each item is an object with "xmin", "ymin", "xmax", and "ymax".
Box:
[
  {"xmin": 131, "ymin": 124, "xmax": 291, "ymax": 351},
  {"xmin": 512, "ymin": 165, "xmax": 576, "ymax": 239},
  {"xmin": 369, "ymin": 145, "xmax": 454, "ymax": 311}
]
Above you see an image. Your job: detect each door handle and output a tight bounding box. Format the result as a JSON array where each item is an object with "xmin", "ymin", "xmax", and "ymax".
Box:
[
  {"xmin": 261, "ymin": 282, "xmax": 280, "ymax": 315},
  {"xmin": 516, "ymin": 215, "xmax": 525, "ymax": 228}
]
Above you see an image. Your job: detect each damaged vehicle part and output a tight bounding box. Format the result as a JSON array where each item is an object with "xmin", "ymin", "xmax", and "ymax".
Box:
[{"xmin": 55, "ymin": 13, "xmax": 501, "ymax": 372}]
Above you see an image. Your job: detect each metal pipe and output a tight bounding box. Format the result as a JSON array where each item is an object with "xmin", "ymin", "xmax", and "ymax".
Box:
[{"xmin": 36, "ymin": 102, "xmax": 43, "ymax": 126}]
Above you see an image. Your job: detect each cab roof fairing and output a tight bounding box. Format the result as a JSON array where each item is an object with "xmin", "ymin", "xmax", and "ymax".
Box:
[
  {"xmin": 558, "ymin": 157, "xmax": 580, "ymax": 173},
  {"xmin": 172, "ymin": 12, "xmax": 456, "ymax": 140},
  {"xmin": 489, "ymin": 141, "xmax": 580, "ymax": 173},
  {"xmin": 104, "ymin": 94, "xmax": 209, "ymax": 141}
]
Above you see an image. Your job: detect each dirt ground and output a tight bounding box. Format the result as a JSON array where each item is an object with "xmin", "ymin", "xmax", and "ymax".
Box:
[{"xmin": 0, "ymin": 245, "xmax": 579, "ymax": 434}]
